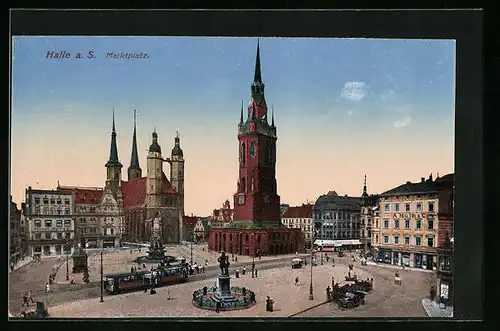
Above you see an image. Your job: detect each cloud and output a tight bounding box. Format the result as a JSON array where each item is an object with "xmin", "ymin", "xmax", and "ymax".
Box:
[
  {"xmin": 379, "ymin": 89, "xmax": 395, "ymax": 101},
  {"xmin": 393, "ymin": 117, "xmax": 412, "ymax": 128},
  {"xmin": 340, "ymin": 81, "xmax": 367, "ymax": 101},
  {"xmin": 346, "ymin": 110, "xmax": 353, "ymax": 116}
]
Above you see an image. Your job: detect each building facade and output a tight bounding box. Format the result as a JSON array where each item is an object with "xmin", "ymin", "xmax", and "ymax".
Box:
[
  {"xmin": 194, "ymin": 217, "xmax": 209, "ymax": 243},
  {"xmin": 435, "ymin": 173, "xmax": 454, "ymax": 304},
  {"xmin": 211, "ymin": 199, "xmax": 234, "ymax": 226},
  {"xmin": 182, "ymin": 215, "xmax": 198, "ymax": 242},
  {"xmin": 313, "ymin": 191, "xmax": 362, "ymax": 242},
  {"xmin": 208, "ymin": 41, "xmax": 304, "ymax": 256},
  {"xmin": 56, "ymin": 110, "xmax": 184, "ymax": 246},
  {"xmin": 281, "ymin": 204, "xmax": 313, "ymax": 248},
  {"xmin": 372, "ymin": 175, "xmax": 440, "ymax": 270},
  {"xmin": 359, "ymin": 176, "xmax": 379, "ymax": 256},
  {"xmin": 24, "ymin": 188, "xmax": 76, "ymax": 258},
  {"xmin": 10, "ymin": 196, "xmax": 23, "ymax": 263}
]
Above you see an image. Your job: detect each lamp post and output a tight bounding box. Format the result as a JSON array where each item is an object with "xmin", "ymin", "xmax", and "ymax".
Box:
[
  {"xmin": 66, "ymin": 249, "xmax": 69, "ymax": 281},
  {"xmin": 309, "ymin": 228, "xmax": 314, "ymax": 300},
  {"xmin": 190, "ymin": 232, "xmax": 193, "ymax": 265},
  {"xmin": 99, "ymin": 250, "xmax": 104, "ymax": 303}
]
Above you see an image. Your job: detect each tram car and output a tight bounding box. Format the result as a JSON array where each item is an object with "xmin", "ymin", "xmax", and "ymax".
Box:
[{"xmin": 104, "ymin": 264, "xmax": 189, "ymax": 294}]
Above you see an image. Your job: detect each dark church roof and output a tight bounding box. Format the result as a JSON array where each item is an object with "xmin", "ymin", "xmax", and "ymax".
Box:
[{"xmin": 314, "ymin": 191, "xmax": 361, "ymax": 211}]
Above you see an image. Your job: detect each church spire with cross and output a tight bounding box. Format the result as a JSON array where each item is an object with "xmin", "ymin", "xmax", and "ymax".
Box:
[{"xmin": 128, "ymin": 109, "xmax": 142, "ymax": 181}]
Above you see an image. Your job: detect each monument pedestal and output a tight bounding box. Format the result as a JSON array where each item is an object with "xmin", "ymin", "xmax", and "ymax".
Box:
[{"xmin": 213, "ymin": 274, "xmax": 238, "ymax": 303}]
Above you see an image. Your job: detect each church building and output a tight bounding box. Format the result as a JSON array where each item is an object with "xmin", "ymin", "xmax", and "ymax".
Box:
[
  {"xmin": 208, "ymin": 41, "xmax": 304, "ymax": 256},
  {"xmin": 57, "ymin": 110, "xmax": 184, "ymax": 246}
]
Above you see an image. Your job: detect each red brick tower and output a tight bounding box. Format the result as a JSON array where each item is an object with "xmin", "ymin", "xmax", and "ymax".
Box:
[
  {"xmin": 208, "ymin": 41, "xmax": 304, "ymax": 256},
  {"xmin": 233, "ymin": 40, "xmax": 280, "ymax": 224}
]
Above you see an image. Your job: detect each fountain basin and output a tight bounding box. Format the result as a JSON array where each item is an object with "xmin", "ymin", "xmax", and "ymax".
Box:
[{"xmin": 192, "ymin": 286, "xmax": 256, "ymax": 311}]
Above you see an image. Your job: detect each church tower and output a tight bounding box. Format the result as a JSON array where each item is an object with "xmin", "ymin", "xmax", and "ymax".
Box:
[
  {"xmin": 233, "ymin": 40, "xmax": 280, "ymax": 224},
  {"xmin": 127, "ymin": 110, "xmax": 142, "ymax": 180},
  {"xmin": 105, "ymin": 109, "xmax": 123, "ymax": 199},
  {"xmin": 170, "ymin": 131, "xmax": 184, "ymax": 214},
  {"xmin": 146, "ymin": 129, "xmax": 163, "ymax": 208}
]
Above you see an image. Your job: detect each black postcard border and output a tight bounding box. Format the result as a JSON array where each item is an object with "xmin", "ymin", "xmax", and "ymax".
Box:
[{"xmin": 8, "ymin": 8, "xmax": 485, "ymax": 328}]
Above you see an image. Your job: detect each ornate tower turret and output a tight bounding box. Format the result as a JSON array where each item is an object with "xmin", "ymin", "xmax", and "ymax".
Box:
[
  {"xmin": 170, "ymin": 130, "xmax": 185, "ymax": 212},
  {"xmin": 105, "ymin": 108, "xmax": 123, "ymax": 199},
  {"xmin": 146, "ymin": 128, "xmax": 163, "ymax": 208},
  {"xmin": 128, "ymin": 110, "xmax": 142, "ymax": 181}
]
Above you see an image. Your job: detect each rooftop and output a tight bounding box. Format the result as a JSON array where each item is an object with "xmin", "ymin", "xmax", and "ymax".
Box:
[{"xmin": 282, "ymin": 204, "xmax": 313, "ymax": 219}]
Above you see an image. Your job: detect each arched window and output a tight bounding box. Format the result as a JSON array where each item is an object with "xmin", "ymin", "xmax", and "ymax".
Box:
[
  {"xmin": 241, "ymin": 142, "xmax": 246, "ymax": 166},
  {"xmin": 250, "ymin": 142, "xmax": 256, "ymax": 158},
  {"xmin": 251, "ymin": 178, "xmax": 255, "ymax": 191}
]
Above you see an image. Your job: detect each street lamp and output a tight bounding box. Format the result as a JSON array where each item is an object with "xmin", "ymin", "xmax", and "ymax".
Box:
[
  {"xmin": 309, "ymin": 228, "xmax": 314, "ymax": 300},
  {"xmin": 99, "ymin": 250, "xmax": 104, "ymax": 303},
  {"xmin": 190, "ymin": 232, "xmax": 193, "ymax": 265},
  {"xmin": 66, "ymin": 249, "xmax": 69, "ymax": 281}
]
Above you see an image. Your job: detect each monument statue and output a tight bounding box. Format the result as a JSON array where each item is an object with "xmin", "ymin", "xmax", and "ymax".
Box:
[{"xmin": 218, "ymin": 251, "xmax": 230, "ymax": 275}]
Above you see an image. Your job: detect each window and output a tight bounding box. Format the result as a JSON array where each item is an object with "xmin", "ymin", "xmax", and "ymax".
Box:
[
  {"xmin": 240, "ymin": 142, "xmax": 246, "ymax": 166},
  {"xmin": 43, "ymin": 198, "xmax": 49, "ymax": 204},
  {"xmin": 56, "ymin": 220, "xmax": 63, "ymax": 227},
  {"xmin": 416, "ymin": 203, "xmax": 422, "ymax": 212},
  {"xmin": 375, "ymin": 220, "xmax": 379, "ymax": 228},
  {"xmin": 50, "ymin": 198, "xmax": 55, "ymax": 204},
  {"xmin": 416, "ymin": 220, "xmax": 422, "ymax": 229},
  {"xmin": 34, "ymin": 233, "xmax": 42, "ymax": 240},
  {"xmin": 64, "ymin": 232, "xmax": 71, "ymax": 239},
  {"xmin": 394, "ymin": 236, "xmax": 399, "ymax": 244},
  {"xmin": 264, "ymin": 196, "xmax": 270, "ymax": 204},
  {"xmin": 34, "ymin": 220, "xmax": 41, "ymax": 227},
  {"xmin": 35, "ymin": 197, "xmax": 40, "ymax": 204},
  {"xmin": 57, "ymin": 232, "xmax": 63, "ymax": 239},
  {"xmin": 45, "ymin": 220, "xmax": 52, "ymax": 227},
  {"xmin": 427, "ymin": 237, "xmax": 434, "ymax": 247},
  {"xmin": 405, "ymin": 220, "xmax": 410, "ymax": 229},
  {"xmin": 65, "ymin": 208, "xmax": 70, "ymax": 215},
  {"xmin": 428, "ymin": 201, "xmax": 434, "ymax": 212},
  {"xmin": 55, "ymin": 245, "xmax": 61, "ymax": 254},
  {"xmin": 395, "ymin": 203, "xmax": 400, "ymax": 212},
  {"xmin": 405, "ymin": 203, "xmax": 410, "ymax": 212},
  {"xmin": 428, "ymin": 220, "xmax": 434, "ymax": 230},
  {"xmin": 415, "ymin": 237, "xmax": 421, "ymax": 246},
  {"xmin": 57, "ymin": 198, "xmax": 62, "ymax": 204},
  {"xmin": 394, "ymin": 220, "xmax": 400, "ymax": 228},
  {"xmin": 110, "ymin": 228, "xmax": 114, "ymax": 235},
  {"xmin": 383, "ymin": 236, "xmax": 389, "ymax": 244},
  {"xmin": 383, "ymin": 219, "xmax": 389, "ymax": 229},
  {"xmin": 64, "ymin": 199, "xmax": 70, "ymax": 205},
  {"xmin": 404, "ymin": 236, "xmax": 410, "ymax": 245},
  {"xmin": 44, "ymin": 232, "xmax": 51, "ymax": 239},
  {"xmin": 249, "ymin": 142, "xmax": 256, "ymax": 158},
  {"xmin": 375, "ymin": 234, "xmax": 379, "ymax": 243},
  {"xmin": 384, "ymin": 204, "xmax": 390, "ymax": 212}
]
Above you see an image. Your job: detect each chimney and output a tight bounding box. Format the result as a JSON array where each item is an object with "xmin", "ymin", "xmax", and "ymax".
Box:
[
  {"xmin": 406, "ymin": 181, "xmax": 411, "ymax": 184},
  {"xmin": 429, "ymin": 173, "xmax": 433, "ymax": 181},
  {"xmin": 421, "ymin": 177, "xmax": 425, "ymax": 183}
]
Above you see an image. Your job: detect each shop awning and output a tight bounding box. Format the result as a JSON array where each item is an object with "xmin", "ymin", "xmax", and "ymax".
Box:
[{"xmin": 314, "ymin": 239, "xmax": 362, "ymax": 246}]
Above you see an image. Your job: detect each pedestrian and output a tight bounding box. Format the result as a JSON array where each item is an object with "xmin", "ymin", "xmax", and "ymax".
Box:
[
  {"xmin": 331, "ymin": 276, "xmax": 335, "ymax": 288},
  {"xmin": 21, "ymin": 293, "xmax": 29, "ymax": 307},
  {"xmin": 27, "ymin": 290, "xmax": 35, "ymax": 304},
  {"xmin": 255, "ymin": 268, "xmax": 258, "ymax": 277},
  {"xmin": 295, "ymin": 277, "xmax": 299, "ymax": 286},
  {"xmin": 45, "ymin": 282, "xmax": 50, "ymax": 293},
  {"xmin": 131, "ymin": 266, "xmax": 134, "ymax": 273},
  {"xmin": 142, "ymin": 263, "xmax": 146, "ymax": 269},
  {"xmin": 235, "ymin": 256, "xmax": 238, "ymax": 263},
  {"xmin": 242, "ymin": 266, "xmax": 246, "ymax": 275},
  {"xmin": 202, "ymin": 265, "xmax": 205, "ymax": 273},
  {"xmin": 10, "ymin": 262, "xmax": 14, "ymax": 272},
  {"xmin": 215, "ymin": 301, "xmax": 221, "ymax": 313}
]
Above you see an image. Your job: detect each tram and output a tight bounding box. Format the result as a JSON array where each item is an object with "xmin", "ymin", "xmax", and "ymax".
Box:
[{"xmin": 104, "ymin": 264, "xmax": 189, "ymax": 294}]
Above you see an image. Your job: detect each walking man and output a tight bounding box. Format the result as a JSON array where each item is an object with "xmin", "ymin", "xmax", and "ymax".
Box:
[
  {"xmin": 45, "ymin": 282, "xmax": 50, "ymax": 293},
  {"xmin": 215, "ymin": 301, "xmax": 221, "ymax": 313},
  {"xmin": 255, "ymin": 268, "xmax": 258, "ymax": 277},
  {"xmin": 295, "ymin": 277, "xmax": 299, "ymax": 286}
]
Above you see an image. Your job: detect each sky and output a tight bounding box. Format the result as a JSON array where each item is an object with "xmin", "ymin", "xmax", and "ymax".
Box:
[{"xmin": 11, "ymin": 37, "xmax": 455, "ymax": 216}]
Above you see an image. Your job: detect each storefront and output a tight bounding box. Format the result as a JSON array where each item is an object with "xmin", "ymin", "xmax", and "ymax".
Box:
[
  {"xmin": 401, "ymin": 253, "xmax": 411, "ymax": 267},
  {"xmin": 378, "ymin": 249, "xmax": 392, "ymax": 264},
  {"xmin": 102, "ymin": 238, "xmax": 116, "ymax": 248},
  {"xmin": 414, "ymin": 253, "xmax": 423, "ymax": 268},
  {"xmin": 426, "ymin": 254, "xmax": 435, "ymax": 270},
  {"xmin": 392, "ymin": 251, "xmax": 399, "ymax": 265}
]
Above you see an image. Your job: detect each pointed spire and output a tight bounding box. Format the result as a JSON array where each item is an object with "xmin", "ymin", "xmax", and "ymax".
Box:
[
  {"xmin": 172, "ymin": 130, "xmax": 183, "ymax": 158},
  {"xmin": 271, "ymin": 104, "xmax": 275, "ymax": 127},
  {"xmin": 240, "ymin": 100, "xmax": 244, "ymax": 123},
  {"xmin": 106, "ymin": 107, "xmax": 121, "ymax": 166},
  {"xmin": 149, "ymin": 127, "xmax": 161, "ymax": 153},
  {"xmin": 254, "ymin": 39, "xmax": 262, "ymax": 84},
  {"xmin": 362, "ymin": 174, "xmax": 368, "ymax": 197},
  {"xmin": 129, "ymin": 109, "xmax": 140, "ymax": 170}
]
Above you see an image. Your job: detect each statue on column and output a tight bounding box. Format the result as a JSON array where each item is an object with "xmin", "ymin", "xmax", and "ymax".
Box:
[{"xmin": 218, "ymin": 251, "xmax": 230, "ymax": 275}]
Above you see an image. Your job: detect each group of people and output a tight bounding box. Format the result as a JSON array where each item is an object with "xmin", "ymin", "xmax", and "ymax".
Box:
[
  {"xmin": 190, "ymin": 262, "xmax": 206, "ymax": 274},
  {"xmin": 21, "ymin": 290, "xmax": 35, "ymax": 307},
  {"xmin": 235, "ymin": 263, "xmax": 258, "ymax": 278}
]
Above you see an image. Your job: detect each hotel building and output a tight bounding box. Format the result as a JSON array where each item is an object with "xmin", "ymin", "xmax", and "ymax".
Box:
[{"xmin": 372, "ymin": 175, "xmax": 440, "ymax": 270}]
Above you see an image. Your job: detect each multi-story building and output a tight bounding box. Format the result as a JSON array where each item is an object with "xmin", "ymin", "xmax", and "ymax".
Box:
[
  {"xmin": 182, "ymin": 215, "xmax": 198, "ymax": 242},
  {"xmin": 359, "ymin": 176, "xmax": 379, "ymax": 257},
  {"xmin": 281, "ymin": 204, "xmax": 314, "ymax": 248},
  {"xmin": 24, "ymin": 188, "xmax": 75, "ymax": 257},
  {"xmin": 372, "ymin": 174, "xmax": 440, "ymax": 269},
  {"xmin": 313, "ymin": 191, "xmax": 362, "ymax": 242},
  {"xmin": 211, "ymin": 199, "xmax": 234, "ymax": 227},
  {"xmin": 193, "ymin": 217, "xmax": 210, "ymax": 243},
  {"xmin": 435, "ymin": 173, "xmax": 454, "ymax": 304},
  {"xmin": 10, "ymin": 196, "xmax": 23, "ymax": 264}
]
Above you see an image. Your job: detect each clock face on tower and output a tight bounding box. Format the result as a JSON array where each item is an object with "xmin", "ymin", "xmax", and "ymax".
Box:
[{"xmin": 238, "ymin": 194, "xmax": 245, "ymax": 205}]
